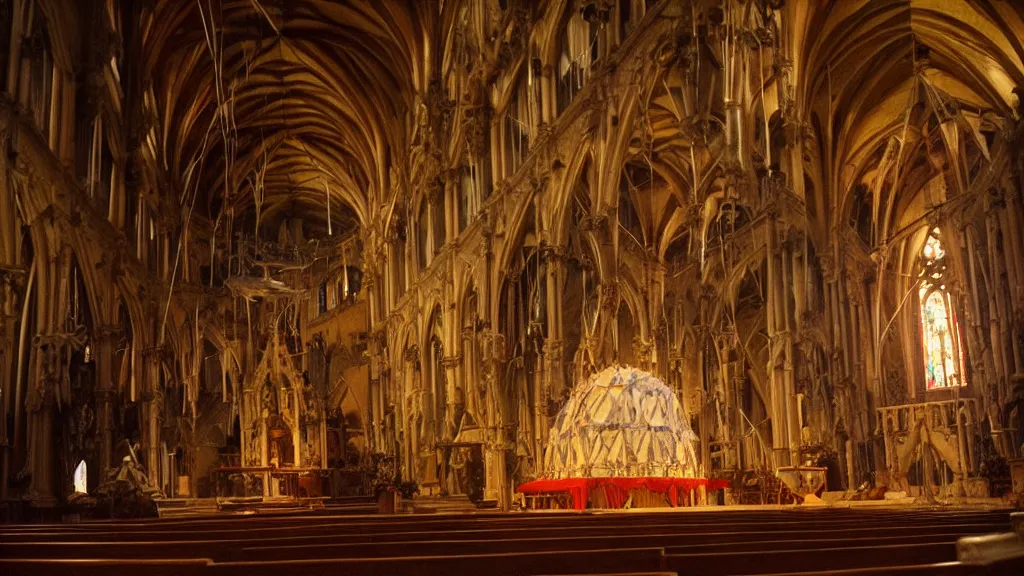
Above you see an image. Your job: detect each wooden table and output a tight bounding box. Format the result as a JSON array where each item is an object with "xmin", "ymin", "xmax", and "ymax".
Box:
[{"xmin": 213, "ymin": 466, "xmax": 325, "ymax": 498}]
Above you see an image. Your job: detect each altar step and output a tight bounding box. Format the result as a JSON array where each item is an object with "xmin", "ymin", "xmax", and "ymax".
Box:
[
  {"xmin": 408, "ymin": 495, "xmax": 482, "ymax": 514},
  {"xmin": 156, "ymin": 496, "xmax": 349, "ymax": 518},
  {"xmin": 155, "ymin": 498, "xmax": 220, "ymax": 518}
]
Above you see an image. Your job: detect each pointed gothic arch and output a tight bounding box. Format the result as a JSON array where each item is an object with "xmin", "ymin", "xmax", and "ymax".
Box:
[{"xmin": 918, "ymin": 229, "xmax": 966, "ymax": 390}]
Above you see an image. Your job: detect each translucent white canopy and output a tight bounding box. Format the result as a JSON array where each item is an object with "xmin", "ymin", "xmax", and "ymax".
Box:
[{"xmin": 543, "ymin": 366, "xmax": 700, "ymax": 479}]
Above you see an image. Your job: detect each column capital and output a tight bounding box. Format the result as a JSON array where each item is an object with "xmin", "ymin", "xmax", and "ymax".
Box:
[
  {"xmin": 985, "ymin": 187, "xmax": 1006, "ymax": 213},
  {"xmin": 142, "ymin": 344, "xmax": 167, "ymax": 359},
  {"xmin": 542, "ymin": 338, "xmax": 563, "ymax": 357},
  {"xmin": 539, "ymin": 243, "xmax": 566, "ymax": 265},
  {"xmin": 403, "ymin": 345, "xmax": 420, "ymax": 364},
  {"xmin": 0, "ymin": 265, "xmax": 28, "ymax": 288},
  {"xmin": 94, "ymin": 324, "xmax": 124, "ymax": 343},
  {"xmin": 599, "ymin": 280, "xmax": 620, "ymax": 311}
]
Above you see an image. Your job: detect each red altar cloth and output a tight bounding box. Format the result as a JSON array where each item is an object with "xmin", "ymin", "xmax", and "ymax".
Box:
[{"xmin": 517, "ymin": 477, "xmax": 731, "ymax": 510}]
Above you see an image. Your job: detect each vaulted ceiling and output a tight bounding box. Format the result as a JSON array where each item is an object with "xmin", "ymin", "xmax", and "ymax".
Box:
[
  {"xmin": 133, "ymin": 0, "xmax": 1024, "ymax": 248},
  {"xmin": 140, "ymin": 0, "xmax": 427, "ymax": 237}
]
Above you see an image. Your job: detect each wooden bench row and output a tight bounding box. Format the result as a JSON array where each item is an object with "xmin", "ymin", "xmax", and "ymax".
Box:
[
  {"xmin": 2, "ymin": 524, "xmax": 1007, "ymax": 561},
  {"xmin": 3, "ymin": 506, "xmax": 1010, "ymax": 531},
  {"xmin": 2, "ymin": 510, "xmax": 1010, "ymax": 542},
  {"xmin": 0, "ymin": 527, "xmax": 983, "ymax": 558},
  {"xmin": 3, "ymin": 508, "xmax": 1017, "ymax": 575},
  {"xmin": 2, "ymin": 543, "xmax": 1021, "ymax": 576},
  {"xmin": 1, "ymin": 515, "xmax": 1009, "ymax": 547}
]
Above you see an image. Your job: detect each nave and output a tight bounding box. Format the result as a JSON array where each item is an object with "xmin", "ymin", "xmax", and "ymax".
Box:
[{"xmin": 2, "ymin": 507, "xmax": 1023, "ymax": 575}]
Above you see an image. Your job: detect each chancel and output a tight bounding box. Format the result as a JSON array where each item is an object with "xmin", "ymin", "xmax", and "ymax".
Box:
[{"xmin": 2, "ymin": 0, "xmax": 1024, "ymax": 574}]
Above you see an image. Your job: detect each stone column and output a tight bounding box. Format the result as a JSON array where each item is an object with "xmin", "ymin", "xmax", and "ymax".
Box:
[
  {"xmin": 765, "ymin": 204, "xmax": 790, "ymax": 466},
  {"xmin": 94, "ymin": 324, "xmax": 122, "ymax": 475},
  {"xmin": 481, "ymin": 330, "xmax": 507, "ymax": 507},
  {"xmin": 26, "ymin": 244, "xmax": 66, "ymax": 507},
  {"xmin": 539, "ymin": 338, "xmax": 561, "ymax": 451},
  {"xmin": 25, "ymin": 391, "xmax": 56, "ymax": 507},
  {"xmin": 0, "ymin": 123, "xmax": 15, "ymax": 496},
  {"xmin": 995, "ymin": 190, "xmax": 1023, "ymax": 377},
  {"xmin": 440, "ymin": 354, "xmax": 460, "ymax": 494},
  {"xmin": 441, "ymin": 355, "xmax": 460, "ymax": 442},
  {"xmin": 403, "ymin": 346, "xmax": 420, "ymax": 481},
  {"xmin": 364, "ymin": 265, "xmax": 383, "ymax": 454},
  {"xmin": 420, "ymin": 345, "xmax": 440, "ymax": 493},
  {"xmin": 984, "ymin": 193, "xmax": 1010, "ymax": 438},
  {"xmin": 0, "ymin": 267, "xmax": 28, "ymax": 499},
  {"xmin": 540, "ymin": 245, "xmax": 565, "ymax": 458},
  {"xmin": 142, "ymin": 345, "xmax": 164, "ymax": 490}
]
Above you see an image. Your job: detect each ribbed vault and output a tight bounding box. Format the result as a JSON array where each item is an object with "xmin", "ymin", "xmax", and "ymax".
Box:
[{"xmin": 141, "ymin": 0, "xmax": 424, "ymax": 236}]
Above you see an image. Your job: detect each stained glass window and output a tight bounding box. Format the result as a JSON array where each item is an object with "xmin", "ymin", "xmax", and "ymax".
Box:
[
  {"xmin": 919, "ymin": 230, "xmax": 965, "ymax": 389},
  {"xmin": 73, "ymin": 460, "xmax": 88, "ymax": 494}
]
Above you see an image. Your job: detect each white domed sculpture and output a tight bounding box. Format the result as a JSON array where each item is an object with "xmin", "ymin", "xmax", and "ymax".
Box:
[{"xmin": 543, "ymin": 365, "xmax": 700, "ymax": 479}]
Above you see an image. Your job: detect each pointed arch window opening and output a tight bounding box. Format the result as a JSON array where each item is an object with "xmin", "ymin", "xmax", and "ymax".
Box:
[
  {"xmin": 73, "ymin": 460, "xmax": 88, "ymax": 494},
  {"xmin": 504, "ymin": 73, "xmax": 534, "ymax": 177},
  {"xmin": 557, "ymin": 10, "xmax": 602, "ymax": 113},
  {"xmin": 918, "ymin": 229, "xmax": 966, "ymax": 390}
]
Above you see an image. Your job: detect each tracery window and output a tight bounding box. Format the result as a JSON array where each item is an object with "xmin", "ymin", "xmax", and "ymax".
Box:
[
  {"xmin": 318, "ymin": 282, "xmax": 328, "ymax": 316},
  {"xmin": 390, "ymin": 219, "xmax": 407, "ymax": 304},
  {"xmin": 26, "ymin": 7, "xmax": 54, "ymax": 137},
  {"xmin": 619, "ymin": 0, "xmax": 634, "ymax": 38},
  {"xmin": 918, "ymin": 229, "xmax": 965, "ymax": 390},
  {"xmin": 73, "ymin": 460, "xmax": 88, "ymax": 493},
  {"xmin": 504, "ymin": 74, "xmax": 533, "ymax": 177},
  {"xmin": 458, "ymin": 165, "xmax": 473, "ymax": 232},
  {"xmin": 417, "ymin": 201, "xmax": 429, "ymax": 270},
  {"xmin": 146, "ymin": 215, "xmax": 158, "ymax": 274},
  {"xmin": 431, "ymin": 191, "xmax": 446, "ymax": 256},
  {"xmin": 557, "ymin": 9, "xmax": 600, "ymax": 114}
]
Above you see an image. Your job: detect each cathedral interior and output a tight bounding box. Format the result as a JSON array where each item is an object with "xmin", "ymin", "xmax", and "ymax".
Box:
[{"xmin": 3, "ymin": 0, "xmax": 1024, "ymax": 543}]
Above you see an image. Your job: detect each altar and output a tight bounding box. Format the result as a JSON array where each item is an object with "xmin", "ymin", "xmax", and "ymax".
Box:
[
  {"xmin": 518, "ymin": 366, "xmax": 716, "ymax": 510},
  {"xmin": 518, "ymin": 477, "xmax": 730, "ymax": 510},
  {"xmin": 213, "ymin": 465, "xmax": 329, "ymax": 498}
]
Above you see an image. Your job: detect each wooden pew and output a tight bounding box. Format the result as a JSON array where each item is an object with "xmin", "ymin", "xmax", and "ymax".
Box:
[
  {"xmin": 233, "ymin": 526, "xmax": 1003, "ymax": 558},
  {"xmin": 0, "ymin": 558, "xmax": 212, "ymax": 576},
  {"xmin": 208, "ymin": 547, "xmax": 668, "ymax": 576},
  {"xmin": 2, "ymin": 509, "xmax": 1010, "ymax": 535},
  {"xmin": 1, "ymin": 506, "xmax": 1008, "ymax": 533},
  {"xmin": 0, "ymin": 523, "xmax": 978, "ymax": 544},
  {"xmin": 0, "ymin": 542, "xmax": 990, "ymax": 576},
  {"xmin": 540, "ymin": 569, "xmax": 675, "ymax": 573},
  {"xmin": 665, "ymin": 542, "xmax": 958, "ymax": 575},
  {"xmin": 229, "ymin": 531, "xmax": 990, "ymax": 562},
  {"xmin": 755, "ymin": 552, "xmax": 1024, "ymax": 576},
  {"xmin": 1, "ymin": 511, "xmax": 1009, "ymax": 543},
  {"xmin": 750, "ymin": 563, "xmax": 973, "ymax": 576},
  {"xmin": 1, "ymin": 522, "xmax": 1008, "ymax": 561},
  {"xmin": 1, "ymin": 549, "xmax": 668, "ymax": 576},
  {"xmin": 1, "ymin": 508, "xmax": 1014, "ymax": 576}
]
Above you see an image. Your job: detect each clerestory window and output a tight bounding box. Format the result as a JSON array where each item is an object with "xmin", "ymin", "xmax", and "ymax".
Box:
[{"xmin": 918, "ymin": 229, "xmax": 966, "ymax": 390}]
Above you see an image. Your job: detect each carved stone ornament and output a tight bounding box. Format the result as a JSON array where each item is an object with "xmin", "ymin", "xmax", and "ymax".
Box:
[
  {"xmin": 599, "ymin": 281, "xmax": 620, "ymax": 311},
  {"xmin": 94, "ymin": 324, "xmax": 124, "ymax": 343},
  {"xmin": 403, "ymin": 346, "xmax": 420, "ymax": 365},
  {"xmin": 463, "ymin": 105, "xmax": 491, "ymax": 159}
]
